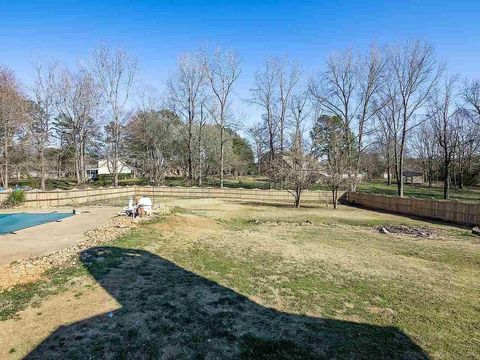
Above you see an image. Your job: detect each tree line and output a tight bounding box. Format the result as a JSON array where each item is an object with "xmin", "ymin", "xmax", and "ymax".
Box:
[
  {"xmin": 1, "ymin": 39, "xmax": 479, "ymax": 205},
  {"xmin": 248, "ymin": 39, "xmax": 480, "ymax": 205},
  {"xmin": 0, "ymin": 45, "xmax": 253, "ymax": 190}
]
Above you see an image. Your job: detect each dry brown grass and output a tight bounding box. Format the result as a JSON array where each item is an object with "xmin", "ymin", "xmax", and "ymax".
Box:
[{"xmin": 1, "ymin": 198, "xmax": 479, "ymax": 359}]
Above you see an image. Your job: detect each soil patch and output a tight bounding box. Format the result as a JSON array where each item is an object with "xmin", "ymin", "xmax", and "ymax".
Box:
[{"xmin": 378, "ymin": 225, "xmax": 438, "ymax": 238}]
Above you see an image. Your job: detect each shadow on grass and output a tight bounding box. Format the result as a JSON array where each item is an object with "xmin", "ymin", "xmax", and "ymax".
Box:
[{"xmin": 26, "ymin": 246, "xmax": 429, "ymax": 359}]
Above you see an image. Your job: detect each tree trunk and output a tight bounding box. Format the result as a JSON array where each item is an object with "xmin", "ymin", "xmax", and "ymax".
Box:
[
  {"xmin": 397, "ymin": 145, "xmax": 404, "ymax": 197},
  {"xmin": 113, "ymin": 162, "xmax": 119, "ymax": 187},
  {"xmin": 187, "ymin": 111, "xmax": 193, "ymax": 187},
  {"xmin": 451, "ymin": 160, "xmax": 457, "ymax": 188},
  {"xmin": 75, "ymin": 148, "xmax": 81, "ymax": 185},
  {"xmin": 294, "ymin": 188, "xmax": 301, "ymax": 208},
  {"xmin": 40, "ymin": 148, "xmax": 46, "ymax": 191},
  {"xmin": 112, "ymin": 140, "xmax": 119, "ymax": 187},
  {"xmin": 444, "ymin": 161, "xmax": 450, "ymax": 200},
  {"xmin": 332, "ymin": 188, "xmax": 338, "ymax": 209},
  {"xmin": 113, "ymin": 143, "xmax": 119, "ymax": 187},
  {"xmin": 4, "ymin": 137, "xmax": 8, "ymax": 189},
  {"xmin": 198, "ymin": 110, "xmax": 203, "ymax": 187},
  {"xmin": 79, "ymin": 140, "xmax": 86, "ymax": 184},
  {"xmin": 220, "ymin": 124, "xmax": 224, "ymax": 188}
]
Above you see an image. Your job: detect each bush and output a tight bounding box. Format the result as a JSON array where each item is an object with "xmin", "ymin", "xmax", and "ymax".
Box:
[{"xmin": 4, "ymin": 189, "xmax": 26, "ymax": 207}]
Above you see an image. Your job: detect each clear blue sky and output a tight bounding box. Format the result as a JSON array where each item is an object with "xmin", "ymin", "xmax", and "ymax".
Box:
[{"xmin": 1, "ymin": 0, "xmax": 479, "ymax": 128}]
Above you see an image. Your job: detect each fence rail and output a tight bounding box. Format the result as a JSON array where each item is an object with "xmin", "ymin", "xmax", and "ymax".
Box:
[{"xmin": 344, "ymin": 191, "xmax": 480, "ymax": 226}]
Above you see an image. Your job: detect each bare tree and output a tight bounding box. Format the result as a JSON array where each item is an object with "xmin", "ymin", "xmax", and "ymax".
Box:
[
  {"xmin": 411, "ymin": 121, "xmax": 437, "ymax": 187},
  {"xmin": 310, "ymin": 46, "xmax": 384, "ymax": 191},
  {"xmin": 269, "ymin": 99, "xmax": 318, "ymax": 207},
  {"xmin": 247, "ymin": 122, "xmax": 267, "ymax": 173},
  {"xmin": 276, "ymin": 56, "xmax": 301, "ymax": 153},
  {"xmin": 269, "ymin": 91, "xmax": 317, "ymax": 207},
  {"xmin": 197, "ymin": 98, "xmax": 210, "ymax": 186},
  {"xmin": 453, "ymin": 113, "xmax": 480, "ymax": 188},
  {"xmin": 30, "ymin": 60, "xmax": 57, "ymax": 190},
  {"xmin": 91, "ymin": 45, "xmax": 137, "ymax": 187},
  {"xmin": 311, "ymin": 115, "xmax": 350, "ymax": 209},
  {"xmin": 269, "ymin": 145, "xmax": 320, "ymax": 208},
  {"xmin": 167, "ymin": 52, "xmax": 206, "ymax": 185},
  {"xmin": 249, "ymin": 58, "xmax": 279, "ymax": 162},
  {"xmin": 290, "ymin": 91, "xmax": 310, "ymax": 137},
  {"xmin": 428, "ymin": 75, "xmax": 459, "ymax": 199},
  {"xmin": 352, "ymin": 45, "xmax": 386, "ymax": 189},
  {"xmin": 462, "ymin": 79, "xmax": 480, "ymax": 125},
  {"xmin": 203, "ymin": 47, "xmax": 241, "ymax": 187},
  {"xmin": 55, "ymin": 67, "xmax": 101, "ymax": 184},
  {"xmin": 387, "ymin": 40, "xmax": 441, "ymax": 197},
  {"xmin": 0, "ymin": 67, "xmax": 25, "ymax": 188},
  {"xmin": 374, "ymin": 106, "xmax": 397, "ymax": 185},
  {"xmin": 126, "ymin": 88, "xmax": 181, "ymax": 186}
]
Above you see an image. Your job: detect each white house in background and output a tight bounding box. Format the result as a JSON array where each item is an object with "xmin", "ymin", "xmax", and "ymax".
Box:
[
  {"xmin": 382, "ymin": 170, "xmax": 424, "ymax": 184},
  {"xmin": 86, "ymin": 159, "xmax": 134, "ymax": 180}
]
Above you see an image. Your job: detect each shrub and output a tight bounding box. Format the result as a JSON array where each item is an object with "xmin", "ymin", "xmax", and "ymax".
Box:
[{"xmin": 4, "ymin": 189, "xmax": 26, "ymax": 207}]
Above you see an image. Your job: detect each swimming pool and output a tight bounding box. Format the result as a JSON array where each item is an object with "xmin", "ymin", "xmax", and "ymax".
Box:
[{"xmin": 0, "ymin": 212, "xmax": 74, "ymax": 235}]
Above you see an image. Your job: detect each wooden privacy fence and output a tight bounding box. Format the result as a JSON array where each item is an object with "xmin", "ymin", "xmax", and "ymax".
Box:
[
  {"xmin": 0, "ymin": 186, "xmax": 339, "ymax": 208},
  {"xmin": 0, "ymin": 187, "xmax": 136, "ymax": 208},
  {"xmin": 2, "ymin": 186, "xmax": 478, "ymax": 226},
  {"xmin": 344, "ymin": 191, "xmax": 480, "ymax": 226},
  {"xmin": 135, "ymin": 186, "xmax": 339, "ymax": 203}
]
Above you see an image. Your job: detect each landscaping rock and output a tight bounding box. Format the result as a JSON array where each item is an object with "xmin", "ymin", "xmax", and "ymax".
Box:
[{"xmin": 380, "ymin": 227, "xmax": 390, "ymax": 235}]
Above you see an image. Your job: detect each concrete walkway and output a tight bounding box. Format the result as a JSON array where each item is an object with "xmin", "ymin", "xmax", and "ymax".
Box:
[{"xmin": 0, "ymin": 207, "xmax": 120, "ymax": 265}]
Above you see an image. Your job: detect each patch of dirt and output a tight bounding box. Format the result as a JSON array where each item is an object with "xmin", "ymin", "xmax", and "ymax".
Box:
[
  {"xmin": 368, "ymin": 306, "xmax": 396, "ymax": 318},
  {"xmin": 377, "ymin": 225, "xmax": 438, "ymax": 238},
  {"xmin": 248, "ymin": 219, "xmax": 315, "ymax": 226},
  {"xmin": 153, "ymin": 213, "xmax": 220, "ymax": 238}
]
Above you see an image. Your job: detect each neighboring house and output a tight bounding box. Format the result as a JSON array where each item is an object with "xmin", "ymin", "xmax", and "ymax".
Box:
[
  {"xmin": 402, "ymin": 170, "xmax": 423, "ymax": 184},
  {"xmin": 86, "ymin": 159, "xmax": 134, "ymax": 180},
  {"xmin": 165, "ymin": 165, "xmax": 184, "ymax": 177},
  {"xmin": 383, "ymin": 170, "xmax": 424, "ymax": 184},
  {"xmin": 260, "ymin": 152, "xmax": 367, "ymax": 179}
]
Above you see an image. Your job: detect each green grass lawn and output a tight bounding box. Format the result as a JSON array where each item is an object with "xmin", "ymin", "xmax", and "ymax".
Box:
[
  {"xmin": 163, "ymin": 175, "xmax": 271, "ymax": 189},
  {"xmin": 1, "ymin": 198, "xmax": 478, "ymax": 359},
  {"xmin": 356, "ymin": 180, "xmax": 480, "ymax": 202}
]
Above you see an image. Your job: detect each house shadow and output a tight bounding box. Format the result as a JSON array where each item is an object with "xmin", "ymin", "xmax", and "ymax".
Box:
[{"xmin": 26, "ymin": 247, "xmax": 429, "ymax": 359}]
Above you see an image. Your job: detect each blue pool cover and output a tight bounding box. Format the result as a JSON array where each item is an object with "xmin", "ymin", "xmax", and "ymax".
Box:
[{"xmin": 0, "ymin": 212, "xmax": 73, "ymax": 234}]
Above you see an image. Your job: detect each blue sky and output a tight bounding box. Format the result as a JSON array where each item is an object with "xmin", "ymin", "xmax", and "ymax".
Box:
[{"xmin": 1, "ymin": 0, "xmax": 479, "ymax": 128}]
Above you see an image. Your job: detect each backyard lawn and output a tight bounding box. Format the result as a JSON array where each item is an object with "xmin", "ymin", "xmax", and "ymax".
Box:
[{"xmin": 1, "ymin": 198, "xmax": 479, "ymax": 359}]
